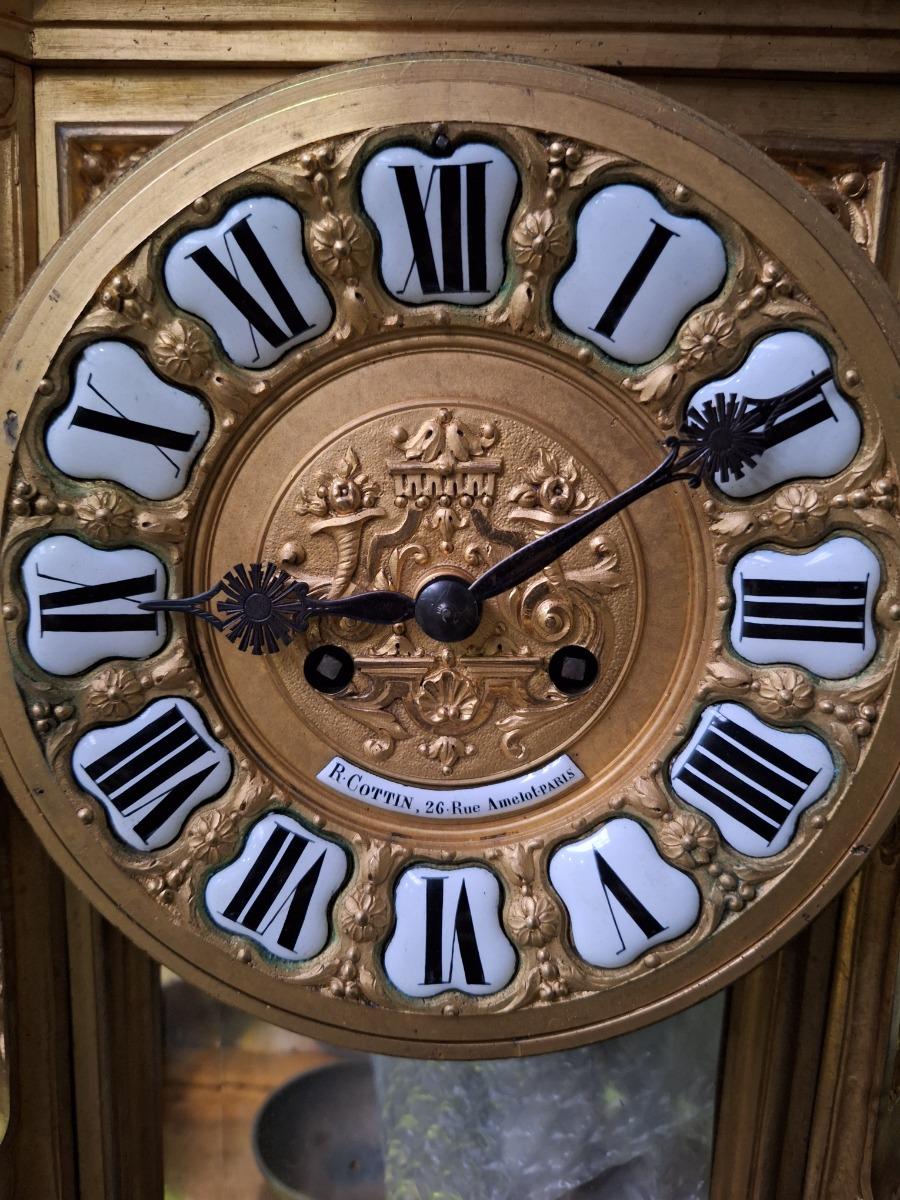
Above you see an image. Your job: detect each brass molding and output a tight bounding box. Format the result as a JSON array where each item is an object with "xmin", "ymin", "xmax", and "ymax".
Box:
[{"xmin": 8, "ymin": 2, "xmax": 900, "ymax": 74}]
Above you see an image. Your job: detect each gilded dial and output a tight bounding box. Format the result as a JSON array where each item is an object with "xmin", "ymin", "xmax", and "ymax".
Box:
[{"xmin": 1, "ymin": 57, "xmax": 899, "ymax": 1057}]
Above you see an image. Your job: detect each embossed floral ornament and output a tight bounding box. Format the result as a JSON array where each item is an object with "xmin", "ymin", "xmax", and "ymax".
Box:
[
  {"xmin": 512, "ymin": 210, "xmax": 566, "ymax": 268},
  {"xmin": 678, "ymin": 309, "xmax": 737, "ymax": 366},
  {"xmin": 508, "ymin": 448, "xmax": 589, "ymax": 517},
  {"xmin": 508, "ymin": 891, "xmax": 559, "ymax": 947},
  {"xmin": 153, "ymin": 320, "xmax": 211, "ymax": 381},
  {"xmin": 187, "ymin": 810, "xmax": 238, "ymax": 864},
  {"xmin": 415, "ymin": 668, "xmax": 479, "ymax": 726},
  {"xmin": 87, "ymin": 668, "xmax": 142, "ymax": 719},
  {"xmin": 295, "ymin": 448, "xmax": 380, "ymax": 518},
  {"xmin": 659, "ymin": 812, "xmax": 717, "ymax": 866},
  {"xmin": 339, "ymin": 889, "xmax": 386, "ymax": 942},
  {"xmin": 75, "ymin": 490, "xmax": 133, "ymax": 540},
  {"xmin": 309, "ymin": 213, "xmax": 363, "ymax": 279},
  {"xmin": 755, "ymin": 667, "xmax": 815, "ymax": 718},
  {"xmin": 767, "ymin": 484, "xmax": 828, "ymax": 529}
]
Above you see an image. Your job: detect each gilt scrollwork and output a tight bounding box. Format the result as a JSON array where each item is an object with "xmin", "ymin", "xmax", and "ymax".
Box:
[{"xmin": 279, "ymin": 407, "xmax": 631, "ymax": 778}]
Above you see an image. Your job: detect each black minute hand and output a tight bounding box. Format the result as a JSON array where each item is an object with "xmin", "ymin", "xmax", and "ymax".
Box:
[
  {"xmin": 469, "ymin": 443, "xmax": 690, "ymax": 603},
  {"xmin": 469, "ymin": 377, "xmax": 811, "ymax": 605}
]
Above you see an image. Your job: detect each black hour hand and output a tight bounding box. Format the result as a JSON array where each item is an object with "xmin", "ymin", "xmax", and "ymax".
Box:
[{"xmin": 140, "ymin": 562, "xmax": 415, "ymax": 654}]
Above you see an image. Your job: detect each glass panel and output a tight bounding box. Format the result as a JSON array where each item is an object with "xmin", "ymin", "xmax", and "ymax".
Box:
[
  {"xmin": 163, "ymin": 971, "xmax": 724, "ymax": 1200},
  {"xmin": 873, "ymin": 945, "xmax": 900, "ymax": 1198}
]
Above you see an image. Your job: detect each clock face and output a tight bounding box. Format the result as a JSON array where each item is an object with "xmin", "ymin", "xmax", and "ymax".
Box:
[{"xmin": 2, "ymin": 57, "xmax": 899, "ymax": 1057}]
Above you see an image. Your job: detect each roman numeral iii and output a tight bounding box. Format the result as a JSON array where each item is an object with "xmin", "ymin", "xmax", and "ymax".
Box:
[
  {"xmin": 670, "ymin": 703, "xmax": 834, "ymax": 857},
  {"xmin": 72, "ymin": 698, "xmax": 232, "ymax": 851},
  {"xmin": 731, "ymin": 538, "xmax": 879, "ymax": 679}
]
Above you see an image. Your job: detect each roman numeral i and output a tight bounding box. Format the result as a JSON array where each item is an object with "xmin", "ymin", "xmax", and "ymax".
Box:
[{"xmin": 593, "ymin": 219, "xmax": 679, "ymax": 340}]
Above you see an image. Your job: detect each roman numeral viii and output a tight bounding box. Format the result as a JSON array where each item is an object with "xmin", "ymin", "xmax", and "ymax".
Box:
[
  {"xmin": 739, "ymin": 575, "xmax": 868, "ymax": 645},
  {"xmin": 675, "ymin": 714, "xmax": 820, "ymax": 844},
  {"xmin": 80, "ymin": 704, "xmax": 221, "ymax": 846},
  {"xmin": 392, "ymin": 161, "xmax": 490, "ymax": 296}
]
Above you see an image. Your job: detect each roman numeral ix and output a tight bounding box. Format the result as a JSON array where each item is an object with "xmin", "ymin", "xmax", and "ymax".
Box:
[
  {"xmin": 675, "ymin": 716, "xmax": 820, "ymax": 843},
  {"xmin": 740, "ymin": 575, "xmax": 868, "ymax": 645},
  {"xmin": 70, "ymin": 374, "xmax": 199, "ymax": 479},
  {"xmin": 187, "ymin": 216, "xmax": 312, "ymax": 360},
  {"xmin": 82, "ymin": 705, "xmax": 217, "ymax": 844},
  {"xmin": 220, "ymin": 824, "xmax": 325, "ymax": 953},
  {"xmin": 422, "ymin": 875, "xmax": 487, "ymax": 986},
  {"xmin": 37, "ymin": 566, "xmax": 159, "ymax": 634},
  {"xmin": 392, "ymin": 161, "xmax": 489, "ymax": 296}
]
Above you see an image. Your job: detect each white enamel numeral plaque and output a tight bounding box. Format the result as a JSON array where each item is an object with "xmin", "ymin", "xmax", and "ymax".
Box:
[
  {"xmin": 670, "ymin": 703, "xmax": 834, "ymax": 857},
  {"xmin": 360, "ymin": 142, "xmax": 519, "ymax": 305},
  {"xmin": 72, "ymin": 697, "xmax": 232, "ymax": 851},
  {"xmin": 553, "ymin": 183, "xmax": 726, "ymax": 364},
  {"xmin": 549, "ymin": 818, "xmax": 700, "ymax": 967},
  {"xmin": 683, "ymin": 330, "xmax": 861, "ymax": 498},
  {"xmin": 384, "ymin": 864, "xmax": 516, "ymax": 997},
  {"xmin": 45, "ymin": 341, "xmax": 211, "ymax": 500},
  {"xmin": 164, "ymin": 196, "xmax": 333, "ymax": 369},
  {"xmin": 205, "ymin": 812, "xmax": 348, "ymax": 961},
  {"xmin": 731, "ymin": 537, "xmax": 880, "ymax": 679},
  {"xmin": 21, "ymin": 536, "xmax": 166, "ymax": 675}
]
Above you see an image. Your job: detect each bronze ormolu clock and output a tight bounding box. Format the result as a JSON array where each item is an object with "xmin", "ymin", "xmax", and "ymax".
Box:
[{"xmin": 1, "ymin": 56, "xmax": 899, "ymax": 1057}]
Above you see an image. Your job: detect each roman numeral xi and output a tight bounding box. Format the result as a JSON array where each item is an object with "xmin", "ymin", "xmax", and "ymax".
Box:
[{"xmin": 187, "ymin": 216, "xmax": 312, "ymax": 357}]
